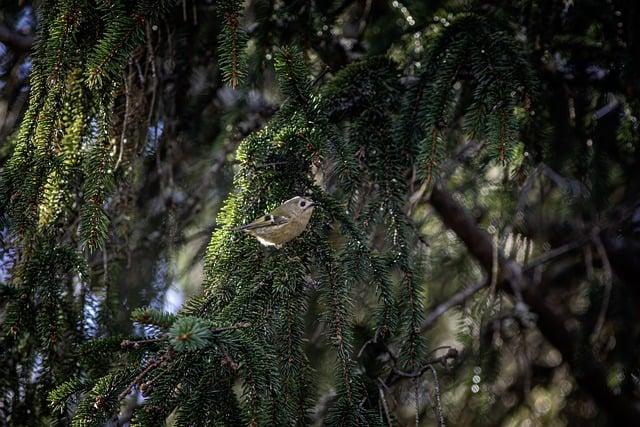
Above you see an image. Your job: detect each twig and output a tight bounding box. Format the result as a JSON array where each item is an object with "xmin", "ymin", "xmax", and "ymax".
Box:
[
  {"xmin": 356, "ymin": 328, "xmax": 382, "ymax": 358},
  {"xmin": 523, "ymin": 238, "xmax": 588, "ymax": 271},
  {"xmin": 392, "ymin": 348, "xmax": 458, "ymax": 379},
  {"xmin": 585, "ymin": 244, "xmax": 595, "ymax": 279},
  {"xmin": 356, "ymin": 329, "xmax": 398, "ymax": 365},
  {"xmin": 115, "ymin": 68, "xmax": 132, "ymax": 171},
  {"xmin": 377, "ymin": 379, "xmax": 393, "ymax": 427},
  {"xmin": 118, "ymin": 353, "xmax": 167, "ymax": 401},
  {"xmin": 591, "ymin": 234, "xmax": 613, "ymax": 343},
  {"xmin": 428, "ymin": 185, "xmax": 640, "ymax": 422},
  {"xmin": 428, "ymin": 364, "xmax": 445, "ymax": 427},
  {"xmin": 487, "ymin": 232, "xmax": 500, "ymax": 308},
  {"xmin": 539, "ymin": 163, "xmax": 587, "ymax": 196},
  {"xmin": 117, "ymin": 322, "xmax": 251, "ymax": 401},
  {"xmin": 421, "ymin": 279, "xmax": 487, "ymax": 333},
  {"xmin": 144, "ymin": 22, "xmax": 159, "ymax": 139},
  {"xmin": 120, "ymin": 322, "xmax": 251, "ymax": 349},
  {"xmin": 180, "ymin": 225, "xmax": 219, "ymax": 244},
  {"xmin": 414, "ymin": 378, "xmax": 420, "ymax": 427},
  {"xmin": 121, "ymin": 337, "xmax": 164, "ymax": 349},
  {"xmin": 428, "ymin": 346, "xmax": 450, "ymax": 356},
  {"xmin": 593, "ymin": 96, "xmax": 620, "ymax": 120},
  {"xmin": 311, "ymin": 67, "xmax": 330, "ymax": 87},
  {"xmin": 356, "ymin": 336, "xmax": 376, "ymax": 359}
]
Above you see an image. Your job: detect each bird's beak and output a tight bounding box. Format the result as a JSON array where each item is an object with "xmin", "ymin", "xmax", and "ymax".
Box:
[{"xmin": 306, "ymin": 202, "xmax": 316, "ymax": 209}]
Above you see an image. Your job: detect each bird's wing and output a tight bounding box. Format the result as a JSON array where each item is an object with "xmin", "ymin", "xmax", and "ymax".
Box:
[
  {"xmin": 237, "ymin": 214, "xmax": 289, "ymax": 231},
  {"xmin": 271, "ymin": 204, "xmax": 292, "ymax": 217}
]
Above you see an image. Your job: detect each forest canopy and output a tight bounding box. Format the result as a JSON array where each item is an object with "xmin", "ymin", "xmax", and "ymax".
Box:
[{"xmin": 1, "ymin": 0, "xmax": 639, "ymax": 426}]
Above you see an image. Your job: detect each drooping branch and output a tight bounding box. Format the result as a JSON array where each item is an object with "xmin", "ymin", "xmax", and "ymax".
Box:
[{"xmin": 428, "ymin": 185, "xmax": 640, "ymax": 423}]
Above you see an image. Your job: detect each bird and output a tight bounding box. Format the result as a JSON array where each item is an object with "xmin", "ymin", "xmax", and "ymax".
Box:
[{"xmin": 236, "ymin": 196, "xmax": 315, "ymax": 248}]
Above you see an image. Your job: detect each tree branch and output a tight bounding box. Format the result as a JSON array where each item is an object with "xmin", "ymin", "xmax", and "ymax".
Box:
[
  {"xmin": 0, "ymin": 23, "xmax": 33, "ymax": 53},
  {"xmin": 420, "ymin": 279, "xmax": 487, "ymax": 333},
  {"xmin": 429, "ymin": 185, "xmax": 640, "ymax": 423}
]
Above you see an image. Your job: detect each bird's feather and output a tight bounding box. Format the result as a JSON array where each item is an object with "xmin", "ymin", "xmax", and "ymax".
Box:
[
  {"xmin": 271, "ymin": 204, "xmax": 293, "ymax": 217},
  {"xmin": 237, "ymin": 214, "xmax": 289, "ymax": 231}
]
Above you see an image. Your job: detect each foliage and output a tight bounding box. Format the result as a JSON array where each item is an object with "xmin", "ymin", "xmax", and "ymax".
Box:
[{"xmin": 1, "ymin": 0, "xmax": 639, "ymax": 426}]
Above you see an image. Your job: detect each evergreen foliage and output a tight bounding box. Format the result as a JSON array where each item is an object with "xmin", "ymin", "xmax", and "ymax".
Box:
[
  {"xmin": 0, "ymin": 0, "xmax": 173, "ymax": 424},
  {"xmin": 1, "ymin": 0, "xmax": 639, "ymax": 426},
  {"xmin": 216, "ymin": 0, "xmax": 247, "ymax": 89}
]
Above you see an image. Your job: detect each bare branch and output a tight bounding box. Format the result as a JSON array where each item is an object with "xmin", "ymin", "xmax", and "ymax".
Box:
[
  {"xmin": 523, "ymin": 238, "xmax": 588, "ymax": 271},
  {"xmin": 421, "ymin": 279, "xmax": 487, "ymax": 333},
  {"xmin": 428, "ymin": 185, "xmax": 640, "ymax": 423},
  {"xmin": 0, "ymin": 23, "xmax": 33, "ymax": 53},
  {"xmin": 591, "ymin": 234, "xmax": 613, "ymax": 343},
  {"xmin": 392, "ymin": 348, "xmax": 458, "ymax": 379}
]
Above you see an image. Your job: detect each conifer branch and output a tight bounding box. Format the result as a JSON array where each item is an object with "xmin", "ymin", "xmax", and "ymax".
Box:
[
  {"xmin": 429, "ymin": 185, "xmax": 640, "ymax": 423},
  {"xmin": 217, "ymin": 0, "xmax": 247, "ymax": 89},
  {"xmin": 118, "ymin": 353, "xmax": 169, "ymax": 402},
  {"xmin": 2, "ymin": 2, "xmax": 635, "ymax": 424},
  {"xmin": 224, "ymin": 13, "xmax": 241, "ymax": 88},
  {"xmin": 391, "ymin": 348, "xmax": 458, "ymax": 380}
]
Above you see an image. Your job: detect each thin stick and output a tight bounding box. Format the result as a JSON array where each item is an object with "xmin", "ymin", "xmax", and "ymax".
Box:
[
  {"xmin": 120, "ymin": 322, "xmax": 251, "ymax": 349},
  {"xmin": 428, "ymin": 364, "xmax": 445, "ymax": 427},
  {"xmin": 144, "ymin": 23, "xmax": 158, "ymax": 146},
  {"xmin": 377, "ymin": 379, "xmax": 393, "ymax": 427},
  {"xmin": 523, "ymin": 238, "xmax": 588, "ymax": 271},
  {"xmin": 487, "ymin": 233, "xmax": 499, "ymax": 309},
  {"xmin": 393, "ymin": 348, "xmax": 458, "ymax": 379},
  {"xmin": 421, "ymin": 280, "xmax": 487, "ymax": 333},
  {"xmin": 121, "ymin": 337, "xmax": 164, "ymax": 349},
  {"xmin": 414, "ymin": 378, "xmax": 420, "ymax": 427},
  {"xmin": 118, "ymin": 356, "xmax": 163, "ymax": 401},
  {"xmin": 115, "ymin": 68, "xmax": 131, "ymax": 171},
  {"xmin": 592, "ymin": 235, "xmax": 613, "ymax": 342}
]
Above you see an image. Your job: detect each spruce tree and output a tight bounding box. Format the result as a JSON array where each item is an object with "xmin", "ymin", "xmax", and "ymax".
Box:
[{"xmin": 1, "ymin": 0, "xmax": 640, "ymax": 426}]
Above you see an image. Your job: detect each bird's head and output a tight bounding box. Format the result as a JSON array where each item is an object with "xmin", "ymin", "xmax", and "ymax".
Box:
[{"xmin": 282, "ymin": 196, "xmax": 315, "ymax": 215}]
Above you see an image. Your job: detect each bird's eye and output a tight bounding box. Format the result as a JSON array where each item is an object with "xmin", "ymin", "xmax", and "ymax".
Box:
[
  {"xmin": 300, "ymin": 201, "xmax": 306, "ymax": 207},
  {"xmin": 264, "ymin": 215, "xmax": 271, "ymax": 221}
]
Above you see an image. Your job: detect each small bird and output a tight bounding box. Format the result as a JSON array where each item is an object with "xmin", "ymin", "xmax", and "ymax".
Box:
[{"xmin": 236, "ymin": 196, "xmax": 315, "ymax": 248}]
